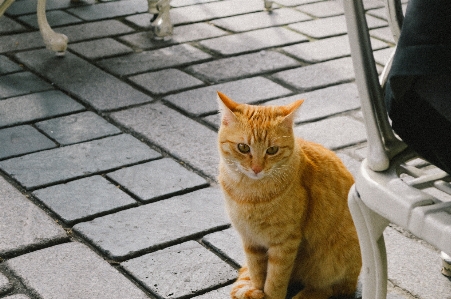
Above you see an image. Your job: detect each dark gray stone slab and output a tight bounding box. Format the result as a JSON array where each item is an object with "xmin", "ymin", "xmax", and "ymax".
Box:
[
  {"xmin": 283, "ymin": 35, "xmax": 388, "ymax": 63},
  {"xmin": 264, "ymin": 83, "xmax": 361, "ymax": 123},
  {"xmin": 203, "ymin": 228, "xmax": 245, "ymax": 266},
  {"xmin": 129, "ymin": 68, "xmax": 204, "ymax": 95},
  {"xmin": 296, "ymin": 1, "xmax": 344, "ymax": 17},
  {"xmin": 294, "ymin": 116, "xmax": 367, "ymax": 150},
  {"xmin": 35, "ymin": 111, "xmax": 121, "ymax": 145},
  {"xmin": 0, "ymin": 90, "xmax": 85, "ymax": 128},
  {"xmin": 98, "ymin": 44, "xmax": 212, "ymax": 76},
  {"xmin": 57, "ymin": 20, "xmax": 134, "ymax": 43},
  {"xmin": 199, "ymin": 26, "xmax": 308, "ymax": 55},
  {"xmin": 107, "ymin": 158, "xmax": 208, "ymax": 202},
  {"xmin": 5, "ymin": 0, "xmax": 93, "ymax": 16},
  {"xmin": 0, "ymin": 134, "xmax": 161, "ymax": 189},
  {"xmin": 272, "ymin": 57, "xmax": 355, "ymax": 91},
  {"xmin": 0, "ymin": 125, "xmax": 56, "ymax": 159},
  {"xmin": 69, "ymin": 38, "xmax": 133, "ymax": 59},
  {"xmin": 0, "ymin": 72, "xmax": 53, "ymax": 99},
  {"xmin": 211, "ymin": 8, "xmax": 311, "ymax": 32},
  {"xmin": 0, "ymin": 31, "xmax": 44, "ymax": 54},
  {"xmin": 15, "ymin": 50, "xmax": 153, "ymax": 111},
  {"xmin": 0, "ymin": 176, "xmax": 67, "ymax": 257},
  {"xmin": 122, "ymin": 241, "xmax": 237, "ymax": 299},
  {"xmin": 164, "ymin": 77, "xmax": 292, "ymax": 116},
  {"xmin": 0, "ymin": 16, "xmax": 26, "ymax": 34},
  {"xmin": 73, "ymin": 188, "xmax": 230, "ymax": 259},
  {"xmin": 194, "ymin": 285, "xmax": 232, "ymax": 299},
  {"xmin": 33, "ymin": 176, "xmax": 136, "ymax": 224},
  {"xmin": 17, "ymin": 10, "xmax": 82, "ymax": 29},
  {"xmin": 0, "ymin": 55, "xmax": 22, "ymax": 75},
  {"xmin": 186, "ymin": 50, "xmax": 300, "ymax": 83},
  {"xmin": 111, "ymin": 103, "xmax": 220, "ymax": 178},
  {"xmin": 0, "ymin": 272, "xmax": 12, "ymax": 295},
  {"xmin": 6, "ymin": 242, "xmax": 149, "ymax": 299},
  {"xmin": 67, "ymin": 0, "xmax": 148, "ymax": 21}
]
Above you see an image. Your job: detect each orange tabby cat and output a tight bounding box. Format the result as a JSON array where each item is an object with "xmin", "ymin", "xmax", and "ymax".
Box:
[{"xmin": 216, "ymin": 91, "xmax": 361, "ymax": 299}]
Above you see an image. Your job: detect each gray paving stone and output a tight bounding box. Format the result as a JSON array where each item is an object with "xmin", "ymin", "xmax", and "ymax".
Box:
[
  {"xmin": 0, "ymin": 176, "xmax": 67, "ymax": 257},
  {"xmin": 35, "ymin": 111, "xmax": 121, "ymax": 145},
  {"xmin": 33, "ymin": 176, "xmax": 136, "ymax": 224},
  {"xmin": 6, "ymin": 242, "xmax": 149, "ymax": 299},
  {"xmin": 0, "ymin": 55, "xmax": 22, "ymax": 75},
  {"xmin": 15, "ymin": 50, "xmax": 153, "ymax": 111},
  {"xmin": 283, "ymin": 35, "xmax": 388, "ymax": 63},
  {"xmin": 336, "ymin": 153, "xmax": 361, "ymax": 179},
  {"xmin": 288, "ymin": 15, "xmax": 386, "ymax": 39},
  {"xmin": 0, "ymin": 125, "xmax": 56, "ymax": 160},
  {"xmin": 276, "ymin": 0, "xmax": 322, "ymax": 5},
  {"xmin": 0, "ymin": 72, "xmax": 53, "ymax": 99},
  {"xmin": 265, "ymin": 83, "xmax": 361, "ymax": 123},
  {"xmin": 0, "ymin": 16, "xmax": 26, "ymax": 34},
  {"xmin": 199, "ymin": 26, "xmax": 308, "ymax": 56},
  {"xmin": 0, "ymin": 134, "xmax": 161, "ymax": 189},
  {"xmin": 171, "ymin": 0, "xmax": 219, "ymax": 7},
  {"xmin": 186, "ymin": 50, "xmax": 300, "ymax": 83},
  {"xmin": 0, "ymin": 272, "xmax": 12, "ymax": 295},
  {"xmin": 107, "ymin": 158, "xmax": 208, "ymax": 202},
  {"xmin": 129, "ymin": 68, "xmax": 204, "ymax": 95},
  {"xmin": 384, "ymin": 227, "xmax": 451, "ymax": 299},
  {"xmin": 373, "ymin": 47, "xmax": 395, "ymax": 66},
  {"xmin": 203, "ymin": 228, "xmax": 245, "ymax": 266},
  {"xmin": 69, "ymin": 38, "xmax": 133, "ymax": 59},
  {"xmin": 57, "ymin": 20, "xmax": 134, "ymax": 43},
  {"xmin": 122, "ymin": 241, "xmax": 237, "ymax": 299},
  {"xmin": 17, "ymin": 10, "xmax": 82, "ymax": 29},
  {"xmin": 172, "ymin": 23, "xmax": 228, "ymax": 43},
  {"xmin": 294, "ymin": 116, "xmax": 366, "ymax": 150},
  {"xmin": 370, "ymin": 26, "xmax": 396, "ymax": 44},
  {"xmin": 211, "ymin": 8, "xmax": 311, "ymax": 32},
  {"xmin": 98, "ymin": 44, "xmax": 212, "ymax": 76},
  {"xmin": 203, "ymin": 113, "xmax": 221, "ymax": 130},
  {"xmin": 73, "ymin": 188, "xmax": 229, "ymax": 259},
  {"xmin": 67, "ymin": 0, "xmax": 148, "ymax": 20},
  {"xmin": 296, "ymin": 0, "xmax": 344, "ymax": 17},
  {"xmin": 164, "ymin": 77, "xmax": 292, "ymax": 116},
  {"xmin": 3, "ymin": 295, "xmax": 31, "ymax": 299},
  {"xmin": 5, "ymin": 0, "xmax": 93, "ymax": 16},
  {"xmin": 0, "ymin": 31, "xmax": 44, "ymax": 54},
  {"xmin": 111, "ymin": 103, "xmax": 219, "ymax": 178},
  {"xmin": 193, "ymin": 285, "xmax": 232, "ymax": 299},
  {"xmin": 117, "ymin": 31, "xmax": 177, "ymax": 50},
  {"xmin": 0, "ymin": 90, "xmax": 85, "ymax": 128},
  {"xmin": 272, "ymin": 57, "xmax": 355, "ymax": 91}
]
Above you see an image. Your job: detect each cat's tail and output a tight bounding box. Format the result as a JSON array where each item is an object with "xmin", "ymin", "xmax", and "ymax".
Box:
[{"xmin": 230, "ymin": 266, "xmax": 265, "ymax": 299}]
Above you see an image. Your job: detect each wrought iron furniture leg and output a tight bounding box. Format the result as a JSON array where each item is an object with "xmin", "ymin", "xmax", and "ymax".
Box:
[
  {"xmin": 148, "ymin": 0, "xmax": 173, "ymax": 39},
  {"xmin": 37, "ymin": 0, "xmax": 68, "ymax": 55}
]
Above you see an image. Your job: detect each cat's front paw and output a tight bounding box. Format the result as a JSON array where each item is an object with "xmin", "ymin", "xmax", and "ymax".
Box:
[{"xmin": 230, "ymin": 279, "xmax": 265, "ymax": 299}]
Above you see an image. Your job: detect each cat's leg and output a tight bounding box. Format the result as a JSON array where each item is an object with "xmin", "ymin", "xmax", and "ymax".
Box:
[
  {"xmin": 231, "ymin": 267, "xmax": 265, "ymax": 299},
  {"xmin": 244, "ymin": 244, "xmax": 267, "ymax": 290}
]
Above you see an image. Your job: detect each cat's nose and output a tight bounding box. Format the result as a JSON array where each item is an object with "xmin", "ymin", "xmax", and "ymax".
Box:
[{"xmin": 252, "ymin": 165, "xmax": 263, "ymax": 174}]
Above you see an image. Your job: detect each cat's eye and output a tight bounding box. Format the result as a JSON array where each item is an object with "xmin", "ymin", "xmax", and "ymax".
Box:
[
  {"xmin": 237, "ymin": 143, "xmax": 250, "ymax": 154},
  {"xmin": 266, "ymin": 146, "xmax": 279, "ymax": 155}
]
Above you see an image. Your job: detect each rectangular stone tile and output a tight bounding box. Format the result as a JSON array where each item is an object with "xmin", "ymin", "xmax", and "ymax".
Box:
[
  {"xmin": 35, "ymin": 111, "xmax": 122, "ymax": 145},
  {"xmin": 0, "ymin": 55, "xmax": 22, "ymax": 75},
  {"xmin": 0, "ymin": 16, "xmax": 27, "ymax": 34},
  {"xmin": 15, "ymin": 49, "xmax": 153, "ymax": 111},
  {"xmin": 33, "ymin": 176, "xmax": 136, "ymax": 225},
  {"xmin": 0, "ymin": 90, "xmax": 85, "ymax": 128},
  {"xmin": 283, "ymin": 35, "xmax": 388, "ymax": 63},
  {"xmin": 97, "ymin": 44, "xmax": 212, "ymax": 76},
  {"xmin": 107, "ymin": 158, "xmax": 208, "ymax": 202},
  {"xmin": 0, "ymin": 272, "xmax": 12, "ymax": 295},
  {"xmin": 122, "ymin": 241, "xmax": 236, "ymax": 298},
  {"xmin": 5, "ymin": 0, "xmax": 93, "ymax": 16},
  {"xmin": 0, "ymin": 31, "xmax": 44, "ymax": 54},
  {"xmin": 69, "ymin": 38, "xmax": 133, "ymax": 60},
  {"xmin": 194, "ymin": 285, "xmax": 232, "ymax": 299},
  {"xmin": 57, "ymin": 20, "xmax": 134, "ymax": 43},
  {"xmin": 0, "ymin": 134, "xmax": 161, "ymax": 189},
  {"xmin": 67, "ymin": 0, "xmax": 148, "ymax": 21},
  {"xmin": 370, "ymin": 26, "xmax": 396, "ymax": 44},
  {"xmin": 171, "ymin": 0, "xmax": 219, "ymax": 7},
  {"xmin": 0, "ymin": 176, "xmax": 67, "ymax": 257},
  {"xmin": 186, "ymin": 50, "xmax": 300, "ymax": 83},
  {"xmin": 164, "ymin": 77, "xmax": 292, "ymax": 116},
  {"xmin": 6, "ymin": 242, "xmax": 149, "ymax": 299},
  {"xmin": 296, "ymin": 1, "xmax": 343, "ymax": 18},
  {"xmin": 202, "ymin": 228, "xmax": 245, "ymax": 266},
  {"xmin": 211, "ymin": 8, "xmax": 311, "ymax": 32},
  {"xmin": 0, "ymin": 125, "xmax": 56, "ymax": 160},
  {"xmin": 294, "ymin": 116, "xmax": 366, "ymax": 150},
  {"xmin": 73, "ymin": 188, "xmax": 230, "ymax": 260},
  {"xmin": 17, "ymin": 10, "xmax": 82, "ymax": 29},
  {"xmin": 373, "ymin": 47, "xmax": 395, "ymax": 66},
  {"xmin": 199, "ymin": 26, "xmax": 308, "ymax": 55},
  {"xmin": 111, "ymin": 103, "xmax": 219, "ymax": 178},
  {"xmin": 272, "ymin": 57, "xmax": 355, "ymax": 91},
  {"xmin": 0, "ymin": 72, "xmax": 53, "ymax": 99}
]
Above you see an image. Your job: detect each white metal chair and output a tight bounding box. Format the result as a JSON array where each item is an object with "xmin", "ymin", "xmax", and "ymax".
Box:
[{"xmin": 344, "ymin": 0, "xmax": 451, "ymax": 298}]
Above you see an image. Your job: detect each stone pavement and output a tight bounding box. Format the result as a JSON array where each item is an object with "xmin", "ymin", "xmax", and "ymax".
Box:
[{"xmin": 0, "ymin": 0, "xmax": 450, "ymax": 298}]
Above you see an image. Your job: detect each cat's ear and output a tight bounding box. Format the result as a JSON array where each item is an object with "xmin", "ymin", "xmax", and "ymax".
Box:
[
  {"xmin": 281, "ymin": 99, "xmax": 304, "ymax": 128},
  {"xmin": 217, "ymin": 91, "xmax": 239, "ymax": 126}
]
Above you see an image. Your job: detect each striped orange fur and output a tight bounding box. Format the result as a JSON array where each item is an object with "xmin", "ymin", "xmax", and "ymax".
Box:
[{"xmin": 217, "ymin": 92, "xmax": 361, "ymax": 299}]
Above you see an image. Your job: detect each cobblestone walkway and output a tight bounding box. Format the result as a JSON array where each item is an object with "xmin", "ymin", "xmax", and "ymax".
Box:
[{"xmin": 1, "ymin": 0, "xmax": 450, "ymax": 298}]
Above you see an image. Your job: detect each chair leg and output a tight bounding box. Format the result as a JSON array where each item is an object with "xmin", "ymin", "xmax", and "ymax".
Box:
[
  {"xmin": 348, "ymin": 186, "xmax": 389, "ymax": 299},
  {"xmin": 36, "ymin": 0, "xmax": 68, "ymax": 55},
  {"xmin": 148, "ymin": 0, "xmax": 173, "ymax": 39},
  {"xmin": 264, "ymin": 0, "xmax": 273, "ymax": 10}
]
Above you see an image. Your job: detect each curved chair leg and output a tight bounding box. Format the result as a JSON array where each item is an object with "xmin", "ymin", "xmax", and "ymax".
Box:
[
  {"xmin": 148, "ymin": 0, "xmax": 173, "ymax": 39},
  {"xmin": 348, "ymin": 186, "xmax": 389, "ymax": 299},
  {"xmin": 264, "ymin": 0, "xmax": 273, "ymax": 10},
  {"xmin": 37, "ymin": 0, "xmax": 68, "ymax": 55}
]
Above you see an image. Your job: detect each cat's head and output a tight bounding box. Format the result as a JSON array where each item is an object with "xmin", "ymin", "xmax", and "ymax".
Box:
[{"xmin": 217, "ymin": 91, "xmax": 303, "ymax": 181}]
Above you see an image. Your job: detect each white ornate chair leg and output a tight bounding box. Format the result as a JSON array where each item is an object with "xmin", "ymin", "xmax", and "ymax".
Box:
[
  {"xmin": 148, "ymin": 0, "xmax": 173, "ymax": 39},
  {"xmin": 264, "ymin": 0, "xmax": 273, "ymax": 10},
  {"xmin": 0, "ymin": 0, "xmax": 16, "ymax": 17},
  {"xmin": 348, "ymin": 186, "xmax": 389, "ymax": 299},
  {"xmin": 37, "ymin": 0, "xmax": 68, "ymax": 56}
]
